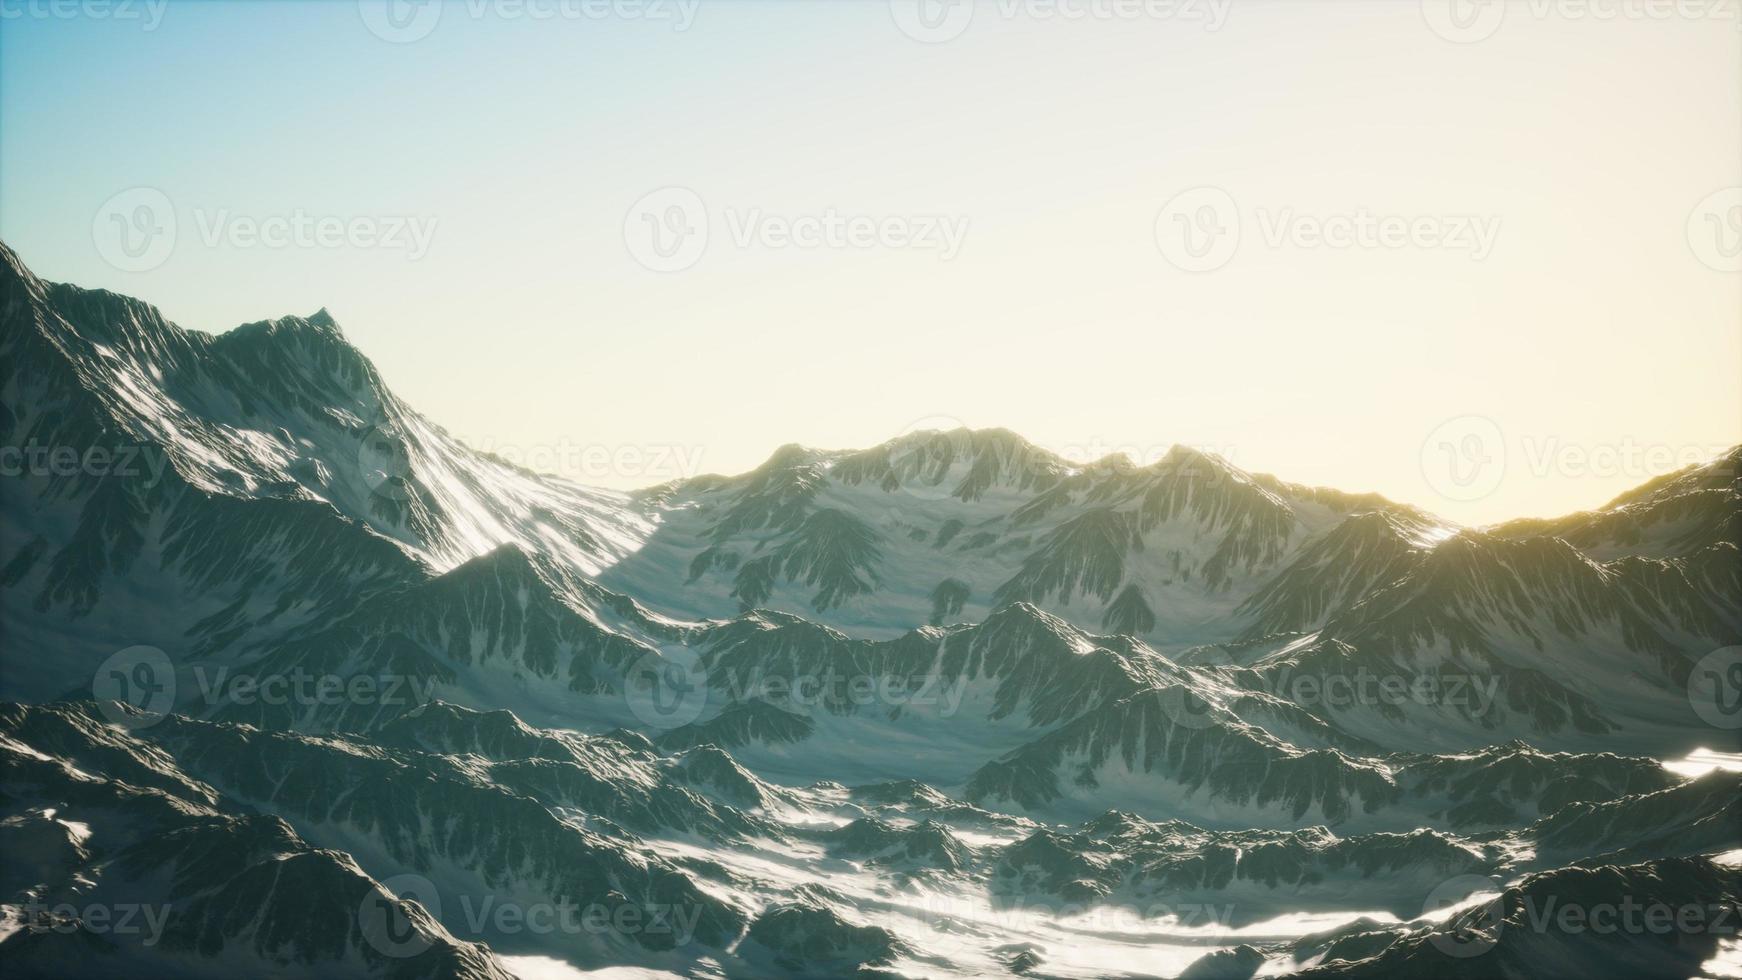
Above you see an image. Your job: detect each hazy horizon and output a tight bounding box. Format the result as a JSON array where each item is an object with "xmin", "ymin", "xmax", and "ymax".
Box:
[{"xmin": 4, "ymin": 0, "xmax": 1739, "ymax": 525}]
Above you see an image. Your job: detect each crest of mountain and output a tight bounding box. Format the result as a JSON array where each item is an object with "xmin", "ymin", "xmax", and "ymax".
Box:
[
  {"xmin": 1524, "ymin": 769, "xmax": 1742, "ymax": 864},
  {"xmin": 1242, "ymin": 527, "xmax": 1742, "ymax": 754},
  {"xmin": 816, "ymin": 816, "xmax": 975, "ymax": 872},
  {"xmin": 1492, "ymin": 448, "xmax": 1742, "ymax": 560},
  {"xmin": 604, "ymin": 433, "xmax": 1458, "ymax": 648},
  {"xmin": 1389, "ymin": 741, "xmax": 1676, "ymax": 829},
  {"xmin": 1236, "ymin": 510, "xmax": 1445, "ymax": 639},
  {"xmin": 991, "ymin": 811, "xmax": 1497, "ymax": 924},
  {"xmin": 1, "ymin": 240, "xmax": 644, "ymax": 605},
  {"xmin": 1279, "ymin": 856, "xmax": 1742, "ymax": 980},
  {"xmin": 737, "ymin": 902, "xmax": 914, "ymax": 977},
  {"xmin": 844, "ymin": 779, "xmax": 1038, "ymax": 830},
  {"xmin": 0, "ymin": 704, "xmax": 512, "ymax": 979}
]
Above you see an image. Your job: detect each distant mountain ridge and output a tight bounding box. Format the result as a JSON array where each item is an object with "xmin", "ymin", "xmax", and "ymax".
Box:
[{"xmin": 6, "ymin": 240, "xmax": 1735, "ymax": 651}]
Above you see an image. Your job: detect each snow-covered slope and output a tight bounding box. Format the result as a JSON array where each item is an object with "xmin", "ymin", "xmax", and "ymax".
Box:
[
  {"xmin": 597, "ymin": 432, "xmax": 1455, "ymax": 648},
  {"xmin": 3, "ymin": 699, "xmax": 1736, "ymax": 979},
  {"xmin": 2, "ymin": 242, "xmax": 1739, "ymax": 978}
]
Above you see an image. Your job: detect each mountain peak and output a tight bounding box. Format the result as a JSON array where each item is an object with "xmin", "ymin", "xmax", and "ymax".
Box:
[
  {"xmin": 209, "ymin": 309, "xmax": 383, "ymax": 407},
  {"xmin": 223, "ymin": 309, "xmax": 349, "ymax": 347},
  {"xmin": 833, "ymin": 426, "xmax": 1071, "ymax": 501},
  {"xmin": 0, "ymin": 238, "xmax": 38, "ymax": 290},
  {"xmin": 305, "ymin": 306, "xmax": 340, "ymax": 331},
  {"xmin": 1153, "ymin": 442, "xmax": 1244, "ymax": 476}
]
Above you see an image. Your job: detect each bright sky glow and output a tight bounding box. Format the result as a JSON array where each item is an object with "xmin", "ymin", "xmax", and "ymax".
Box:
[{"xmin": 3, "ymin": 0, "xmax": 1738, "ymax": 525}]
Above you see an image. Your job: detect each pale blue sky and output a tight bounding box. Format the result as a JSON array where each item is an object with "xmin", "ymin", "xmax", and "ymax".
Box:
[{"xmin": 4, "ymin": 1, "xmax": 1739, "ymax": 524}]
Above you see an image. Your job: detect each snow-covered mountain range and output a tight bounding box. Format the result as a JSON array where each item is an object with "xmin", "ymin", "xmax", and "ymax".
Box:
[{"xmin": 2, "ymin": 240, "xmax": 1738, "ymax": 978}]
